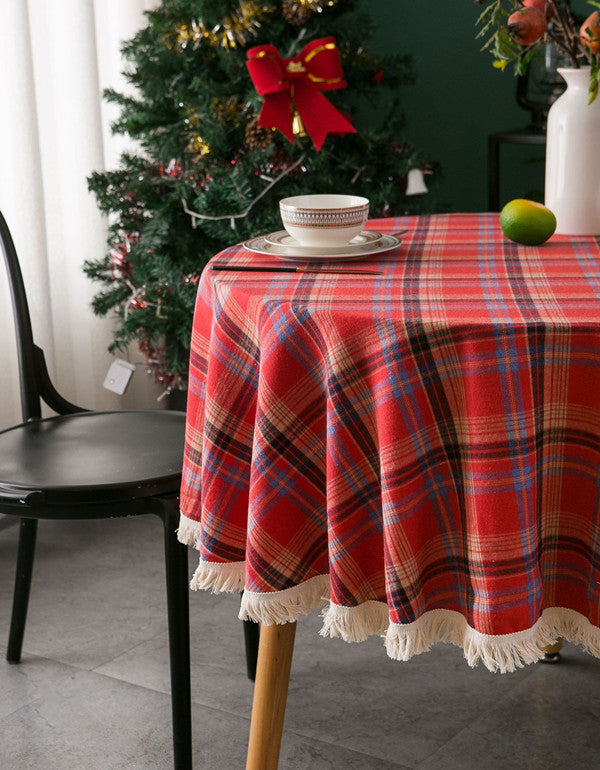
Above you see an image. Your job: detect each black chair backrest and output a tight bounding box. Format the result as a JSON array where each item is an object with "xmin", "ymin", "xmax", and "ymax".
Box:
[
  {"xmin": 0, "ymin": 211, "xmax": 41, "ymax": 422},
  {"xmin": 0, "ymin": 210, "xmax": 84, "ymax": 423}
]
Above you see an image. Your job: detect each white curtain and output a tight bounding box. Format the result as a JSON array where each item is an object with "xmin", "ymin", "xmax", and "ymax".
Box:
[{"xmin": 0, "ymin": 0, "xmax": 162, "ymax": 430}]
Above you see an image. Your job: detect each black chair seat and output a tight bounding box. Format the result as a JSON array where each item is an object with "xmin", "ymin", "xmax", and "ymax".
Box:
[{"xmin": 0, "ymin": 410, "xmax": 185, "ymax": 507}]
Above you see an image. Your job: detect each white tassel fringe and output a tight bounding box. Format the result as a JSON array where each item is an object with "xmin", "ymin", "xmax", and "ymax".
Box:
[
  {"xmin": 319, "ymin": 602, "xmax": 600, "ymax": 674},
  {"xmin": 178, "ymin": 515, "xmax": 246, "ymax": 593},
  {"xmin": 176, "ymin": 515, "xmax": 204, "ymax": 549},
  {"xmin": 384, "ymin": 606, "xmax": 600, "ymax": 673},
  {"xmin": 320, "ymin": 600, "xmax": 389, "ymax": 642},
  {"xmin": 190, "ymin": 559, "xmax": 246, "ymax": 593},
  {"xmin": 239, "ymin": 575, "xmax": 330, "ymax": 625},
  {"xmin": 176, "ymin": 514, "xmax": 600, "ymax": 674}
]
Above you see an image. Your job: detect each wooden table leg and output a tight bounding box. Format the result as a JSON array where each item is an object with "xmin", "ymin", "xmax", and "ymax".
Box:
[{"xmin": 246, "ymin": 621, "xmax": 297, "ymax": 770}]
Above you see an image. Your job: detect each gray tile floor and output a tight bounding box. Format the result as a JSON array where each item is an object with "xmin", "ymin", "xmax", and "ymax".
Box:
[{"xmin": 1, "ymin": 514, "xmax": 599, "ymax": 770}]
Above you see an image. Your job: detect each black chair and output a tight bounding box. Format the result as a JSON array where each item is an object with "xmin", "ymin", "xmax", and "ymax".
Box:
[{"xmin": 0, "ymin": 211, "xmax": 259, "ymax": 769}]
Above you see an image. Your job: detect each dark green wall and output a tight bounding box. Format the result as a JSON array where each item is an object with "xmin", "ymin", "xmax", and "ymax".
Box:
[{"xmin": 362, "ymin": 0, "xmax": 588, "ymax": 212}]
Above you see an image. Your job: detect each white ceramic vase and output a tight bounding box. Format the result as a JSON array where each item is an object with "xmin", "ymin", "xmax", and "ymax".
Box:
[{"xmin": 544, "ymin": 67, "xmax": 600, "ymax": 235}]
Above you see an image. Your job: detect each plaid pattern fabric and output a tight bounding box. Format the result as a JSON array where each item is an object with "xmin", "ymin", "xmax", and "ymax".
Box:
[{"xmin": 180, "ymin": 213, "xmax": 600, "ymax": 639}]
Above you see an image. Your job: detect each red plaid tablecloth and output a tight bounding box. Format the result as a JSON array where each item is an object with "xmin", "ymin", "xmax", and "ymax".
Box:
[{"xmin": 178, "ymin": 213, "xmax": 600, "ymax": 672}]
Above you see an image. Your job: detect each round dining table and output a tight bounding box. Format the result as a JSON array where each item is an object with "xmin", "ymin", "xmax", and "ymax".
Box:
[{"xmin": 178, "ymin": 213, "xmax": 600, "ymax": 769}]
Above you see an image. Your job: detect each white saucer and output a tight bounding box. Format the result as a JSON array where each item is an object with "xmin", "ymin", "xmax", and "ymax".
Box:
[
  {"xmin": 243, "ymin": 233, "xmax": 401, "ymax": 262},
  {"xmin": 264, "ymin": 230, "xmax": 384, "ymax": 252}
]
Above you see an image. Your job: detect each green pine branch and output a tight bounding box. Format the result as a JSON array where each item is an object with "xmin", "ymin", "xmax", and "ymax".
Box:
[{"xmin": 86, "ymin": 0, "xmax": 441, "ymax": 388}]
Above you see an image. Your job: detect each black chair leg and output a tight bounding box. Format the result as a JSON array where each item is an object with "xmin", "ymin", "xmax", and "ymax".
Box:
[
  {"xmin": 243, "ymin": 618, "xmax": 260, "ymax": 681},
  {"xmin": 159, "ymin": 503, "xmax": 192, "ymax": 770},
  {"xmin": 7, "ymin": 518, "xmax": 38, "ymax": 663}
]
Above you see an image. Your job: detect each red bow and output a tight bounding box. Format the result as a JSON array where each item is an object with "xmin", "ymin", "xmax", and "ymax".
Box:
[{"xmin": 246, "ymin": 37, "xmax": 355, "ymax": 151}]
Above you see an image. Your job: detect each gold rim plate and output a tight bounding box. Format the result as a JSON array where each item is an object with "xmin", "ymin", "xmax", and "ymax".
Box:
[
  {"xmin": 243, "ymin": 233, "xmax": 401, "ymax": 262},
  {"xmin": 263, "ymin": 230, "xmax": 384, "ymax": 251}
]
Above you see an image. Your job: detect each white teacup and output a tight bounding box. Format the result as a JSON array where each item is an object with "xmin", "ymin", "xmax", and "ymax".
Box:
[{"xmin": 279, "ymin": 194, "xmax": 369, "ymax": 247}]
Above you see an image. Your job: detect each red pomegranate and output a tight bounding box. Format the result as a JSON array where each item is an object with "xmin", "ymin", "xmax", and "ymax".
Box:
[
  {"xmin": 523, "ymin": 0, "xmax": 552, "ymax": 18},
  {"xmin": 507, "ymin": 6, "xmax": 547, "ymax": 45},
  {"xmin": 580, "ymin": 10, "xmax": 600, "ymax": 54}
]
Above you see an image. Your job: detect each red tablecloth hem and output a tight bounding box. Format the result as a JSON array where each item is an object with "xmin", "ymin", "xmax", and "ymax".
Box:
[
  {"xmin": 180, "ymin": 507, "xmax": 600, "ymax": 674},
  {"xmin": 383, "ymin": 606, "xmax": 600, "ymax": 673},
  {"xmin": 240, "ymin": 575, "xmax": 330, "ymax": 624}
]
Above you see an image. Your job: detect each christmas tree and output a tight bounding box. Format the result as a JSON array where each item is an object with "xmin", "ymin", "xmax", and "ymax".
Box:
[{"xmin": 85, "ymin": 0, "xmax": 438, "ymax": 393}]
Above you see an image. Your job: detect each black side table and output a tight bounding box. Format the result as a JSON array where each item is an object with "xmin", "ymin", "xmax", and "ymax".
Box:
[{"xmin": 488, "ymin": 127, "xmax": 546, "ymax": 211}]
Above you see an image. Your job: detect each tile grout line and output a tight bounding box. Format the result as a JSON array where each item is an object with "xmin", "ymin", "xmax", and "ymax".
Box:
[{"xmin": 282, "ymin": 725, "xmax": 414, "ymax": 768}]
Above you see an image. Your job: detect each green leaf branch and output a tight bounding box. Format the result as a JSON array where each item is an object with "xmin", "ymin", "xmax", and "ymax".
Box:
[{"xmin": 475, "ymin": 0, "xmax": 600, "ymax": 102}]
